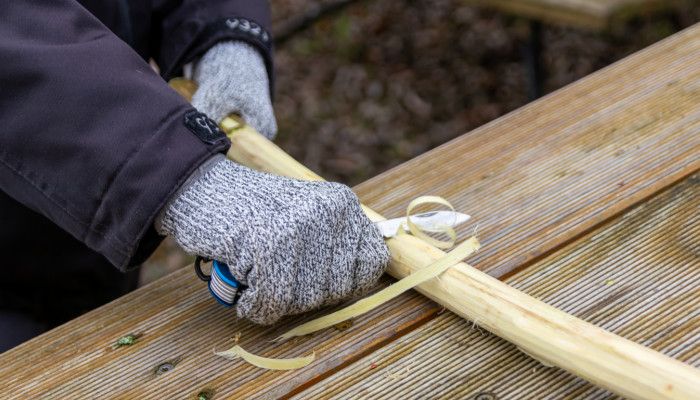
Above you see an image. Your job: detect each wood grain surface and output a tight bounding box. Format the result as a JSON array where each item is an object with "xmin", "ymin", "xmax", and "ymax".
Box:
[
  {"xmin": 0, "ymin": 271, "xmax": 443, "ymax": 399},
  {"xmin": 1, "ymin": 22, "xmax": 699, "ymax": 400},
  {"xmin": 354, "ymin": 22, "xmax": 700, "ymax": 279},
  {"xmin": 292, "ymin": 173, "xmax": 699, "ymax": 399}
]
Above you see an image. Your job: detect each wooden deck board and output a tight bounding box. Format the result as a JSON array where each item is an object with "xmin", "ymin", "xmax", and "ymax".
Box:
[
  {"xmin": 292, "ymin": 172, "xmax": 699, "ymax": 399},
  {"xmin": 0, "ymin": 272, "xmax": 440, "ymax": 399},
  {"xmin": 1, "ymin": 23, "xmax": 699, "ymax": 400},
  {"xmin": 354, "ymin": 23, "xmax": 700, "ymax": 279}
]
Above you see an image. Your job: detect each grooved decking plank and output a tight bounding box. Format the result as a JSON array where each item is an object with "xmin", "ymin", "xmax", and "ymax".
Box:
[
  {"xmin": 0, "ymin": 272, "xmax": 440, "ymax": 399},
  {"xmin": 291, "ymin": 173, "xmax": 699, "ymax": 399},
  {"xmin": 354, "ymin": 22, "xmax": 700, "ymax": 280}
]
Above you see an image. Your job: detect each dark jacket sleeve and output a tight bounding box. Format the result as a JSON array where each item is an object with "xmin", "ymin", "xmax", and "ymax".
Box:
[
  {"xmin": 0, "ymin": 0, "xmax": 231, "ymax": 270},
  {"xmin": 76, "ymin": 0, "xmax": 274, "ymax": 93},
  {"xmin": 148, "ymin": 0, "xmax": 274, "ymax": 86}
]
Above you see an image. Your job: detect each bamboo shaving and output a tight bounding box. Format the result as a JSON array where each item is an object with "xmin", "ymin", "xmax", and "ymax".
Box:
[
  {"xmin": 215, "ymin": 334, "xmax": 314, "ymax": 370},
  {"xmin": 385, "ymin": 361, "xmax": 415, "ymax": 380},
  {"xmin": 405, "ymin": 196, "xmax": 457, "ymax": 249},
  {"xmin": 274, "ymin": 236, "xmax": 480, "ymax": 341},
  {"xmin": 471, "ymin": 318, "xmax": 487, "ymax": 336}
]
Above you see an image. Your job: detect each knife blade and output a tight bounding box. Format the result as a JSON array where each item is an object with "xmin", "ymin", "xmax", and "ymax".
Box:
[{"xmin": 374, "ymin": 210, "xmax": 471, "ymax": 238}]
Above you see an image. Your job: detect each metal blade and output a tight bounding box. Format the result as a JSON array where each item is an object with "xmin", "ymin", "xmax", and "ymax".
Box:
[{"xmin": 374, "ymin": 211, "xmax": 471, "ymax": 238}]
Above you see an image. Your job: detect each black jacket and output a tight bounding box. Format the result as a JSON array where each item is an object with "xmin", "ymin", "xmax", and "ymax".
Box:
[{"xmin": 0, "ymin": 0, "xmax": 273, "ymax": 270}]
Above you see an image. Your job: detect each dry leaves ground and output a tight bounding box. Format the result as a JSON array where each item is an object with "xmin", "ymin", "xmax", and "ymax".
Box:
[{"xmin": 139, "ymin": 0, "xmax": 700, "ymax": 285}]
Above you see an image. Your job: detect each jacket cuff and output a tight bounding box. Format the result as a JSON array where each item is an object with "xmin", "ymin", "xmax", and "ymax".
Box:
[
  {"xmin": 92, "ymin": 108, "xmax": 230, "ymax": 270},
  {"xmin": 160, "ymin": 16, "xmax": 275, "ymax": 99}
]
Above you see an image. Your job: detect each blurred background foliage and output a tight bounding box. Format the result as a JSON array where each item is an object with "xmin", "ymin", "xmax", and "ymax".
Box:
[{"xmin": 140, "ymin": 0, "xmax": 700, "ymax": 285}]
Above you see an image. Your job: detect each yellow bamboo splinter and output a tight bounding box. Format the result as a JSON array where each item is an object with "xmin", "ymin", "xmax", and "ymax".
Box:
[
  {"xmin": 215, "ymin": 334, "xmax": 314, "ymax": 370},
  {"xmin": 405, "ymin": 196, "xmax": 457, "ymax": 249},
  {"xmin": 274, "ymin": 236, "xmax": 480, "ymax": 341}
]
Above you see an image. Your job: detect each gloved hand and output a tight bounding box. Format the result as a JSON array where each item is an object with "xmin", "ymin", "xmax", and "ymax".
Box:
[
  {"xmin": 191, "ymin": 41, "xmax": 278, "ymax": 140},
  {"xmin": 156, "ymin": 155, "xmax": 391, "ymax": 325}
]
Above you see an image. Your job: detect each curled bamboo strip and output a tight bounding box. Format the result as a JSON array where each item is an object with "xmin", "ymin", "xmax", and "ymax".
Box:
[
  {"xmin": 221, "ymin": 118, "xmax": 700, "ymax": 400},
  {"xmin": 275, "ymin": 236, "xmax": 480, "ymax": 341},
  {"xmin": 215, "ymin": 334, "xmax": 315, "ymax": 370}
]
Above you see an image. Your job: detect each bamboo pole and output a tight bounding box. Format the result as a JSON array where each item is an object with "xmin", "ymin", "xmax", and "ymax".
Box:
[
  {"xmin": 220, "ymin": 119, "xmax": 700, "ymax": 400},
  {"xmin": 168, "ymin": 79, "xmax": 700, "ymax": 398}
]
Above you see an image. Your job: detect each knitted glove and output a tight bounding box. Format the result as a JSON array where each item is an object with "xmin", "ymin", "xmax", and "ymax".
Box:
[
  {"xmin": 191, "ymin": 41, "xmax": 277, "ymax": 140},
  {"xmin": 156, "ymin": 156, "xmax": 390, "ymax": 325}
]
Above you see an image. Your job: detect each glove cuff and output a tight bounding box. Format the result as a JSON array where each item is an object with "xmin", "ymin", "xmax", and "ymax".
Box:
[{"xmin": 155, "ymin": 154, "xmax": 225, "ymax": 234}]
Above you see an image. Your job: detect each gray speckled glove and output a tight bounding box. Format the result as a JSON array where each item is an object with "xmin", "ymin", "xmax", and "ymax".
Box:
[
  {"xmin": 191, "ymin": 41, "xmax": 278, "ymax": 139},
  {"xmin": 156, "ymin": 156, "xmax": 390, "ymax": 325}
]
